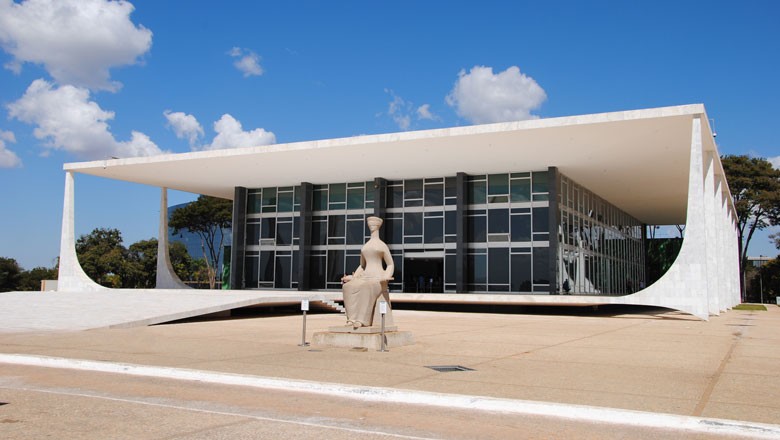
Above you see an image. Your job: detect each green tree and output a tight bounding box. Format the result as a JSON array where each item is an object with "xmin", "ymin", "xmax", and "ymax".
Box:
[
  {"xmin": 722, "ymin": 155, "xmax": 780, "ymax": 300},
  {"xmin": 125, "ymin": 238, "xmax": 158, "ymax": 288},
  {"xmin": 18, "ymin": 266, "xmax": 58, "ymax": 291},
  {"xmin": 0, "ymin": 257, "xmax": 23, "ymax": 292},
  {"xmin": 76, "ymin": 228, "xmax": 129, "ymax": 287},
  {"xmin": 169, "ymin": 196, "xmax": 232, "ymax": 289}
]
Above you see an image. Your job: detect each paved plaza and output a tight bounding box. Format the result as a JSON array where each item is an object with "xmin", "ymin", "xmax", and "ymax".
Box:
[{"xmin": 0, "ymin": 295, "xmax": 779, "ymax": 438}]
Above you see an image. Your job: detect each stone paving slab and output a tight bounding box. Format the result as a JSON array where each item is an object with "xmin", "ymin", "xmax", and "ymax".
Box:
[{"xmin": 0, "ymin": 296, "xmax": 779, "ymax": 429}]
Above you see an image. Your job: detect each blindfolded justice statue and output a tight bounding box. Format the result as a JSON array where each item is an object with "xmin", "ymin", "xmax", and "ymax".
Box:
[{"xmin": 340, "ymin": 216, "xmax": 395, "ymax": 329}]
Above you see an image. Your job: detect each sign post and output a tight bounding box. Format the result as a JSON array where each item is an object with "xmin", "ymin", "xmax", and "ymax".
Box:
[
  {"xmin": 379, "ymin": 300, "xmax": 388, "ymax": 352},
  {"xmin": 299, "ymin": 300, "xmax": 310, "ymax": 347}
]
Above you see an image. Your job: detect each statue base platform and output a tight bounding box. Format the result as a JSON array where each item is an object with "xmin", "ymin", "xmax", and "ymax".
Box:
[
  {"xmin": 313, "ymin": 330, "xmax": 414, "ymax": 350},
  {"xmin": 327, "ymin": 325, "xmax": 397, "ymax": 334}
]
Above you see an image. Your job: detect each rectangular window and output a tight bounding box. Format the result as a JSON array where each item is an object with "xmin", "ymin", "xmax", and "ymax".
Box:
[
  {"xmin": 328, "ymin": 215, "xmax": 345, "ymax": 238},
  {"xmin": 532, "ymin": 171, "xmax": 548, "ymax": 194},
  {"xmin": 276, "ymin": 221, "xmax": 292, "ymax": 246},
  {"xmin": 327, "ymin": 250, "xmax": 345, "ymax": 285},
  {"xmin": 488, "ymin": 173, "xmax": 509, "ymax": 195},
  {"xmin": 511, "ymin": 214, "xmax": 531, "ymax": 242},
  {"xmin": 488, "ymin": 208, "xmax": 509, "ymax": 234},
  {"xmin": 274, "ymin": 256, "xmax": 291, "ymax": 288},
  {"xmin": 532, "ymin": 207, "xmax": 549, "ymax": 233},
  {"xmin": 511, "ymin": 254, "xmax": 531, "ymax": 292},
  {"xmin": 533, "ymin": 247, "xmax": 549, "ymax": 284},
  {"xmin": 488, "ymin": 247, "xmax": 509, "ymax": 284},
  {"xmin": 424, "ymin": 217, "xmax": 443, "ymax": 244},
  {"xmin": 347, "ymin": 187, "xmax": 364, "ymax": 210},
  {"xmin": 424, "ymin": 184, "xmax": 444, "ymax": 206},
  {"xmin": 468, "ymin": 215, "xmax": 486, "ymax": 243},
  {"xmin": 510, "ymin": 179, "xmax": 530, "ymax": 202},
  {"xmin": 404, "ymin": 212, "xmax": 423, "ymax": 236},
  {"xmin": 277, "ymin": 191, "xmax": 293, "ymax": 212},
  {"xmin": 469, "ymin": 179, "xmax": 486, "ymax": 205},
  {"xmin": 405, "ymin": 179, "xmax": 423, "ymax": 201},
  {"xmin": 259, "ymin": 251, "xmax": 275, "ymax": 282},
  {"xmin": 261, "ymin": 218, "xmax": 276, "ymax": 239},
  {"xmin": 347, "ymin": 220, "xmax": 364, "ymax": 245}
]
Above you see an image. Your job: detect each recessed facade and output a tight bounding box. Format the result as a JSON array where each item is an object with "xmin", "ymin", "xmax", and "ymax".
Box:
[{"xmin": 56, "ymin": 104, "xmax": 740, "ymax": 320}]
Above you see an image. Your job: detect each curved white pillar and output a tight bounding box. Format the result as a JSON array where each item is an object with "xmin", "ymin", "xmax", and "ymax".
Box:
[
  {"xmin": 156, "ymin": 188, "xmax": 191, "ymax": 289},
  {"xmin": 616, "ymin": 116, "xmax": 737, "ymax": 320},
  {"xmin": 56, "ymin": 172, "xmax": 107, "ymax": 292}
]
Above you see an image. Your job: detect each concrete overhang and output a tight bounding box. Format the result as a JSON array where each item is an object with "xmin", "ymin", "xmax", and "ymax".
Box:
[{"xmin": 64, "ymin": 104, "xmax": 722, "ymax": 225}]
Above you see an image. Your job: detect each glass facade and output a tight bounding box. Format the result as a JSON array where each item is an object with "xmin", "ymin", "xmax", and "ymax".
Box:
[
  {"xmin": 237, "ymin": 169, "xmax": 645, "ymax": 297},
  {"xmin": 557, "ymin": 173, "xmax": 645, "ymax": 295}
]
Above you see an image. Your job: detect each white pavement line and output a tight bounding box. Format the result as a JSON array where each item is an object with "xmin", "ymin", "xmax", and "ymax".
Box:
[
  {"xmin": 0, "ymin": 385, "xmax": 439, "ymax": 440},
  {"xmin": 1, "ymin": 353, "xmax": 779, "ymax": 439}
]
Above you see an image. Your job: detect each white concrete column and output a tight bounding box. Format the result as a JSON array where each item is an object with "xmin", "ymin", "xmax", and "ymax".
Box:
[
  {"xmin": 615, "ymin": 115, "xmax": 710, "ymax": 319},
  {"xmin": 703, "ymin": 153, "xmax": 718, "ymax": 316},
  {"xmin": 155, "ymin": 187, "xmax": 191, "ymax": 289},
  {"xmin": 56, "ymin": 172, "xmax": 106, "ymax": 292}
]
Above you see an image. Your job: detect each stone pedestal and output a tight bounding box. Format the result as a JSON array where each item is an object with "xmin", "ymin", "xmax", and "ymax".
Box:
[{"xmin": 313, "ymin": 328, "xmax": 414, "ymax": 350}]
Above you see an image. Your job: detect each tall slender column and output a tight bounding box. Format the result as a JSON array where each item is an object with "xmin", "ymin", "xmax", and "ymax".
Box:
[
  {"xmin": 547, "ymin": 167, "xmax": 560, "ymax": 294},
  {"xmin": 156, "ymin": 187, "xmax": 190, "ymax": 289},
  {"xmin": 230, "ymin": 186, "xmax": 247, "ymax": 290},
  {"xmin": 57, "ymin": 171, "xmax": 104, "ymax": 291},
  {"xmin": 297, "ymin": 182, "xmax": 313, "ymax": 291},
  {"xmin": 455, "ymin": 172, "xmax": 468, "ymax": 292}
]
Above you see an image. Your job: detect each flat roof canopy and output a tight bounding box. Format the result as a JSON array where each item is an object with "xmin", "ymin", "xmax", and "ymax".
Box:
[{"xmin": 64, "ymin": 104, "xmax": 723, "ymax": 225}]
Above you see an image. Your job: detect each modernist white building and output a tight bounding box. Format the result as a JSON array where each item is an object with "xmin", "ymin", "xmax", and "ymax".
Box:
[{"xmin": 57, "ymin": 104, "xmax": 740, "ymax": 320}]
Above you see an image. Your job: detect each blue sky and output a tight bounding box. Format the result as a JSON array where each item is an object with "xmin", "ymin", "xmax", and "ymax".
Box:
[{"xmin": 1, "ymin": 0, "xmax": 779, "ymax": 270}]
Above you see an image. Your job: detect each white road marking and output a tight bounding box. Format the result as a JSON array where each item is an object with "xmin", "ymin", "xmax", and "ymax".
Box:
[
  {"xmin": 1, "ymin": 353, "xmax": 779, "ymax": 439},
  {"xmin": 0, "ymin": 383, "xmax": 439, "ymax": 440}
]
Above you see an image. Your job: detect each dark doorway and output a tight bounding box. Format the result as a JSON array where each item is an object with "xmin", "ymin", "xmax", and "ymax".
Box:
[{"xmin": 404, "ymin": 258, "xmax": 443, "ymax": 293}]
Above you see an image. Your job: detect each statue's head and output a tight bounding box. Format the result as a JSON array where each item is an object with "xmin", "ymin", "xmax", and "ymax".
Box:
[{"xmin": 366, "ymin": 216, "xmax": 383, "ymax": 231}]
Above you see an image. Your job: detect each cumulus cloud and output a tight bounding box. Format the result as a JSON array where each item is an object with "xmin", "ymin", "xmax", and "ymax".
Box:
[
  {"xmin": 206, "ymin": 114, "xmax": 275, "ymax": 150},
  {"xmin": 228, "ymin": 47, "xmax": 263, "ymax": 77},
  {"xmin": 768, "ymin": 156, "xmax": 780, "ymax": 170},
  {"xmin": 0, "ymin": 0, "xmax": 152, "ymax": 91},
  {"xmin": 164, "ymin": 110, "xmax": 204, "ymax": 147},
  {"xmin": 446, "ymin": 65, "xmax": 546, "ymax": 124},
  {"xmin": 0, "ymin": 130, "xmax": 21, "ymax": 168},
  {"xmin": 7, "ymin": 79, "xmax": 163, "ymax": 159}
]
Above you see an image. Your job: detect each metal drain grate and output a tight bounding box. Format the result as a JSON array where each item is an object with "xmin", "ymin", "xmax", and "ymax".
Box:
[{"xmin": 425, "ymin": 365, "xmax": 474, "ymax": 373}]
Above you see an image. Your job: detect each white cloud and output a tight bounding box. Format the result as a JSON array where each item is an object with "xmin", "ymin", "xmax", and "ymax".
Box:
[
  {"xmin": 446, "ymin": 65, "xmax": 547, "ymax": 124},
  {"xmin": 228, "ymin": 47, "xmax": 263, "ymax": 77},
  {"xmin": 0, "ymin": 130, "xmax": 21, "ymax": 168},
  {"xmin": 164, "ymin": 110, "xmax": 204, "ymax": 147},
  {"xmin": 384, "ymin": 90, "xmax": 436, "ymax": 130},
  {"xmin": 206, "ymin": 114, "xmax": 275, "ymax": 150},
  {"xmin": 416, "ymin": 104, "xmax": 437, "ymax": 121},
  {"xmin": 0, "ymin": 0, "xmax": 152, "ymax": 91},
  {"xmin": 7, "ymin": 79, "xmax": 164, "ymax": 159},
  {"xmin": 768, "ymin": 156, "xmax": 780, "ymax": 170}
]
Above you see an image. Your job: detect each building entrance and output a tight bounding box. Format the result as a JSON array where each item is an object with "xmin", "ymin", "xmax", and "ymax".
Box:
[{"xmin": 403, "ymin": 257, "xmax": 443, "ymax": 293}]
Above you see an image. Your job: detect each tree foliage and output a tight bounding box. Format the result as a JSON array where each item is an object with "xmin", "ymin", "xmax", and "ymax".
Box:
[
  {"xmin": 0, "ymin": 257, "xmax": 23, "ymax": 292},
  {"xmin": 0, "ymin": 257, "xmax": 58, "ymax": 292},
  {"xmin": 169, "ymin": 195, "xmax": 232, "ymax": 289},
  {"xmin": 18, "ymin": 266, "xmax": 58, "ymax": 291},
  {"xmin": 721, "ymin": 155, "xmax": 780, "ymax": 298},
  {"xmin": 74, "ymin": 228, "xmax": 207, "ymax": 288},
  {"xmin": 76, "ymin": 228, "xmax": 128, "ymax": 287}
]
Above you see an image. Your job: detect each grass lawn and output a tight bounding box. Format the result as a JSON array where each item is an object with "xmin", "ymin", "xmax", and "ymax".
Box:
[{"xmin": 733, "ymin": 304, "xmax": 768, "ymax": 311}]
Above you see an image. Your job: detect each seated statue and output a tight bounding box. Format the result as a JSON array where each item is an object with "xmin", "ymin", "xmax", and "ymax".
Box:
[{"xmin": 340, "ymin": 216, "xmax": 394, "ymax": 328}]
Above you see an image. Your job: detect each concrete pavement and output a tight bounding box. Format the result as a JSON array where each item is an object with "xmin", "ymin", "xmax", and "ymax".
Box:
[{"xmin": 1, "ymin": 304, "xmax": 779, "ymax": 438}]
